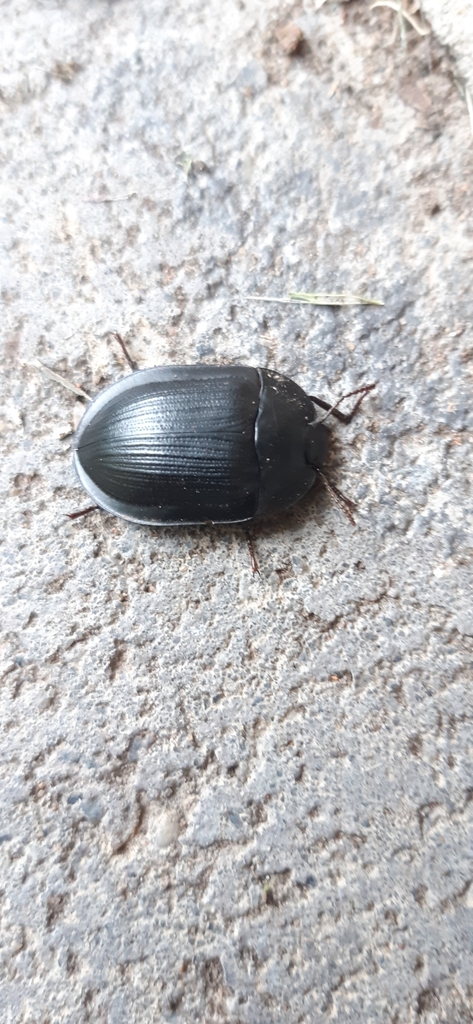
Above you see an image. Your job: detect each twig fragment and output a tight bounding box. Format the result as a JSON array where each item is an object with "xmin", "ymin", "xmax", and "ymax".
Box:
[
  {"xmin": 370, "ymin": 1, "xmax": 430, "ymax": 36},
  {"xmin": 247, "ymin": 292, "xmax": 383, "ymax": 307},
  {"xmin": 289, "ymin": 291, "xmax": 383, "ymax": 306},
  {"xmin": 466, "ymin": 87, "xmax": 473, "ymax": 137},
  {"xmin": 32, "ymin": 359, "xmax": 92, "ymax": 401},
  {"xmin": 82, "ymin": 192, "xmax": 137, "ymax": 203}
]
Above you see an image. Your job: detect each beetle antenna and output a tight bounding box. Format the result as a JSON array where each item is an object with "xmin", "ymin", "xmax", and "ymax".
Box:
[
  {"xmin": 309, "ymin": 382, "xmax": 376, "ymax": 424},
  {"xmin": 109, "ymin": 332, "xmax": 137, "ymax": 371},
  {"xmin": 316, "ymin": 471, "xmax": 356, "ymax": 526}
]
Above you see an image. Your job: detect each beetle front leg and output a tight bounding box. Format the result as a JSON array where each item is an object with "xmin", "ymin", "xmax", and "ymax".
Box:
[
  {"xmin": 309, "ymin": 382, "xmax": 376, "ymax": 424},
  {"xmin": 316, "ymin": 471, "xmax": 357, "ymax": 526}
]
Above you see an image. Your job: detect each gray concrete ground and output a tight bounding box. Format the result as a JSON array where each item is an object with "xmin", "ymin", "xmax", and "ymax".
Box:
[{"xmin": 1, "ymin": 1, "xmax": 472, "ymax": 1022}]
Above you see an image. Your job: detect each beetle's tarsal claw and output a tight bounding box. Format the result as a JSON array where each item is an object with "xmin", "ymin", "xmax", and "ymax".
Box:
[{"xmin": 317, "ymin": 471, "xmax": 357, "ymax": 526}]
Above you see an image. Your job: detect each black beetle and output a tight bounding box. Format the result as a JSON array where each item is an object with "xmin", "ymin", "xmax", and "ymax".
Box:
[{"xmin": 73, "ymin": 364, "xmax": 374, "ymax": 526}]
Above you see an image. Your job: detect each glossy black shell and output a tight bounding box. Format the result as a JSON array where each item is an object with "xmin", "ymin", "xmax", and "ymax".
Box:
[{"xmin": 73, "ymin": 365, "xmax": 328, "ymax": 525}]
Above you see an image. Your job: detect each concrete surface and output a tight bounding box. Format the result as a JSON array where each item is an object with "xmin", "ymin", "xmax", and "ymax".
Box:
[{"xmin": 1, "ymin": 1, "xmax": 472, "ymax": 1022}]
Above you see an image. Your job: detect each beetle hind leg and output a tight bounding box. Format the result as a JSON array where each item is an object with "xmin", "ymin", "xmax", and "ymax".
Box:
[
  {"xmin": 243, "ymin": 526, "xmax": 261, "ymax": 576},
  {"xmin": 109, "ymin": 332, "xmax": 137, "ymax": 371},
  {"xmin": 66, "ymin": 505, "xmax": 99, "ymax": 521}
]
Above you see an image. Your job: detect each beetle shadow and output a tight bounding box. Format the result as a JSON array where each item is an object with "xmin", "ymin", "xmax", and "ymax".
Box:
[
  {"xmin": 134, "ymin": 481, "xmax": 330, "ymax": 571},
  {"xmin": 190, "ymin": 475, "xmax": 335, "ymax": 564},
  {"xmin": 247, "ymin": 476, "xmax": 334, "ymax": 545},
  {"xmin": 246, "ymin": 429, "xmax": 358, "ymax": 547},
  {"xmin": 64, "ymin": 446, "xmax": 351, "ymax": 567}
]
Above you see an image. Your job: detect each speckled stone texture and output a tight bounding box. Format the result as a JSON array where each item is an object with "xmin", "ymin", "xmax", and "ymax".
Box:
[{"xmin": 1, "ymin": 2, "xmax": 472, "ymax": 1022}]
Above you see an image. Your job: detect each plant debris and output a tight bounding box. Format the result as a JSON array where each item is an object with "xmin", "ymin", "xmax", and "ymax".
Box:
[{"xmin": 247, "ymin": 292, "xmax": 384, "ymax": 307}]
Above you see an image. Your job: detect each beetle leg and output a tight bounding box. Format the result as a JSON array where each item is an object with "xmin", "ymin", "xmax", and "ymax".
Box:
[
  {"xmin": 309, "ymin": 383, "xmax": 376, "ymax": 424},
  {"xmin": 109, "ymin": 332, "xmax": 137, "ymax": 371},
  {"xmin": 243, "ymin": 527, "xmax": 261, "ymax": 576},
  {"xmin": 316, "ymin": 471, "xmax": 356, "ymax": 526},
  {"xmin": 66, "ymin": 505, "xmax": 99, "ymax": 520}
]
